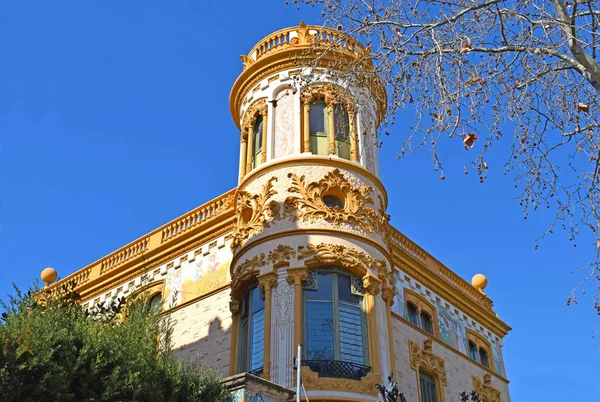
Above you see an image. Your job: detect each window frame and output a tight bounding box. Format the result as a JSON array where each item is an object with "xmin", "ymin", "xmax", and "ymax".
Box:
[
  {"xmin": 404, "ymin": 289, "xmax": 440, "ymax": 337},
  {"xmin": 238, "ymin": 284, "xmax": 265, "ymax": 374},
  {"xmin": 466, "ymin": 329, "xmax": 494, "ymax": 370},
  {"xmin": 302, "ymin": 267, "xmax": 370, "ymax": 366}
]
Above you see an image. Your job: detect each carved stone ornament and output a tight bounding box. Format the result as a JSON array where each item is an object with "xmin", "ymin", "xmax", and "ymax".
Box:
[
  {"xmin": 409, "ymin": 338, "xmax": 447, "ymax": 386},
  {"xmin": 286, "ymin": 266, "xmax": 309, "ymax": 285},
  {"xmin": 232, "ymin": 177, "xmax": 280, "ymax": 250},
  {"xmin": 231, "ymin": 253, "xmax": 267, "ymax": 294},
  {"xmin": 300, "ymin": 82, "xmax": 355, "ymax": 110},
  {"xmin": 382, "ymin": 285, "xmax": 396, "ymax": 306},
  {"xmin": 289, "ymin": 21, "xmax": 315, "ymax": 47},
  {"xmin": 267, "ymin": 244, "xmax": 296, "ymax": 267},
  {"xmin": 301, "ymin": 366, "xmax": 380, "ymax": 396},
  {"xmin": 241, "ymin": 98, "xmax": 268, "ymax": 134},
  {"xmin": 473, "ymin": 374, "xmax": 502, "ymax": 402},
  {"xmin": 362, "ymin": 274, "xmax": 382, "ymax": 296},
  {"xmin": 284, "ymin": 169, "xmax": 382, "ymax": 234},
  {"xmin": 257, "ymin": 271, "xmax": 279, "ymax": 291},
  {"xmin": 240, "ymin": 54, "xmax": 255, "ymax": 69}
]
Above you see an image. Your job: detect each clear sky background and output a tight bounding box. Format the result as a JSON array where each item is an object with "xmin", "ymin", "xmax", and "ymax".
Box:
[{"xmin": 0, "ymin": 1, "xmax": 598, "ymax": 401}]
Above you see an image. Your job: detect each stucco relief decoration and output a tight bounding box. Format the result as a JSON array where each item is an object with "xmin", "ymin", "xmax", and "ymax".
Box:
[
  {"xmin": 273, "ymin": 89, "xmax": 295, "ymax": 158},
  {"xmin": 361, "ymin": 108, "xmax": 377, "ymax": 173},
  {"xmin": 231, "ymin": 253, "xmax": 267, "ymax": 295},
  {"xmin": 232, "ymin": 177, "xmax": 280, "ymax": 250},
  {"xmin": 472, "ymin": 374, "xmax": 502, "ymax": 402},
  {"xmin": 284, "ymin": 169, "xmax": 381, "ymax": 234},
  {"xmin": 272, "ymin": 275, "xmax": 293, "ymax": 385},
  {"xmin": 163, "ymin": 246, "xmax": 231, "ymax": 309},
  {"xmin": 242, "ymin": 98, "xmax": 268, "ymax": 134},
  {"xmin": 267, "ymin": 244, "xmax": 297, "ymax": 267},
  {"xmin": 301, "ymin": 367, "xmax": 379, "ymax": 396},
  {"xmin": 300, "ymin": 82, "xmax": 355, "ymax": 109},
  {"xmin": 409, "ymin": 339, "xmax": 448, "ymax": 386},
  {"xmin": 296, "ymin": 242, "xmax": 393, "ymax": 295}
]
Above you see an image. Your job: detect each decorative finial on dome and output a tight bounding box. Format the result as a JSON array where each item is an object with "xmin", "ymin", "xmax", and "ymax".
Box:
[
  {"xmin": 299, "ymin": 21, "xmax": 306, "ymax": 28},
  {"xmin": 471, "ymin": 273, "xmax": 488, "ymax": 294},
  {"xmin": 41, "ymin": 267, "xmax": 58, "ymax": 287}
]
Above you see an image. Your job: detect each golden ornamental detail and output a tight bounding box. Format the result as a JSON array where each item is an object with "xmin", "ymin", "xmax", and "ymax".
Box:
[
  {"xmin": 409, "ymin": 338, "xmax": 447, "ymax": 386},
  {"xmin": 231, "ymin": 253, "xmax": 267, "ymax": 294},
  {"xmin": 300, "ymin": 82, "xmax": 356, "ymax": 112},
  {"xmin": 241, "ymin": 98, "xmax": 268, "ymax": 134},
  {"xmin": 267, "ymin": 244, "xmax": 297, "ymax": 267},
  {"xmin": 257, "ymin": 271, "xmax": 279, "ymax": 291},
  {"xmin": 284, "ymin": 169, "xmax": 380, "ymax": 234},
  {"xmin": 381, "ymin": 285, "xmax": 396, "ymax": 305},
  {"xmin": 473, "ymin": 374, "xmax": 502, "ymax": 402},
  {"xmin": 240, "ymin": 54, "xmax": 255, "ymax": 69},
  {"xmin": 362, "ymin": 274, "xmax": 382, "ymax": 296},
  {"xmin": 286, "ymin": 266, "xmax": 309, "ymax": 285},
  {"xmin": 301, "ymin": 366, "xmax": 379, "ymax": 396},
  {"xmin": 232, "ymin": 177, "xmax": 280, "ymax": 250}
]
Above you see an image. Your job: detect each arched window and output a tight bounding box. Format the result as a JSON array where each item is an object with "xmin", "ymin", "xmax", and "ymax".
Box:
[
  {"xmin": 309, "ymin": 99, "xmax": 329, "ymax": 156},
  {"xmin": 149, "ymin": 292, "xmax": 162, "ymax": 314},
  {"xmin": 252, "ymin": 115, "xmax": 264, "ymax": 169},
  {"xmin": 408, "ymin": 302, "xmax": 420, "ymax": 326},
  {"xmin": 419, "ymin": 372, "xmax": 438, "ymax": 402},
  {"xmin": 469, "ymin": 341, "xmax": 479, "ymax": 362},
  {"xmin": 303, "ymin": 268, "xmax": 369, "ymax": 369},
  {"xmin": 238, "ymin": 285, "xmax": 265, "ymax": 374},
  {"xmin": 322, "ymin": 194, "xmax": 344, "ymax": 208},
  {"xmin": 466, "ymin": 330, "xmax": 493, "ymax": 369},
  {"xmin": 479, "ymin": 348, "xmax": 489, "ymax": 368},
  {"xmin": 404, "ymin": 289, "xmax": 439, "ymax": 336},
  {"xmin": 420, "ymin": 311, "xmax": 434, "ymax": 335}
]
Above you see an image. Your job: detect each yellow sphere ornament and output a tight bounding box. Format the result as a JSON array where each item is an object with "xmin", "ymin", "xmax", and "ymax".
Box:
[
  {"xmin": 471, "ymin": 273, "xmax": 488, "ymax": 293},
  {"xmin": 41, "ymin": 267, "xmax": 58, "ymax": 287}
]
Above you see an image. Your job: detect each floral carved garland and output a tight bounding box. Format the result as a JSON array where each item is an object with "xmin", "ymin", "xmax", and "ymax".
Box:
[
  {"xmin": 473, "ymin": 374, "xmax": 502, "ymax": 402},
  {"xmin": 232, "ymin": 177, "xmax": 280, "ymax": 250},
  {"xmin": 284, "ymin": 169, "xmax": 381, "ymax": 234},
  {"xmin": 409, "ymin": 338, "xmax": 447, "ymax": 386}
]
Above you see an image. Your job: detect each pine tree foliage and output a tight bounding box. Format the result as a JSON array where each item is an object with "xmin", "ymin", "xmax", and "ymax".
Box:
[{"xmin": 0, "ymin": 281, "xmax": 230, "ymax": 402}]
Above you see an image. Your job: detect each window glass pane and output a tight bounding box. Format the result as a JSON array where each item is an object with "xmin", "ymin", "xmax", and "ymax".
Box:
[
  {"xmin": 337, "ymin": 274, "xmax": 362, "ymax": 304},
  {"xmin": 339, "ymin": 303, "xmax": 364, "ymax": 364},
  {"xmin": 306, "ymin": 300, "xmax": 334, "ymax": 360},
  {"xmin": 149, "ymin": 293, "xmax": 162, "ymax": 313},
  {"xmin": 309, "ymin": 100, "xmax": 326, "ymax": 135},
  {"xmin": 250, "ymin": 309, "xmax": 264, "ymax": 371},
  {"xmin": 254, "ymin": 116, "xmax": 263, "ymax": 150},
  {"xmin": 251, "ymin": 287, "xmax": 264, "ymax": 314},
  {"xmin": 479, "ymin": 348, "xmax": 489, "ymax": 367},
  {"xmin": 419, "ymin": 373, "xmax": 437, "ymax": 402},
  {"xmin": 469, "ymin": 342, "xmax": 479, "ymax": 362},
  {"xmin": 334, "ymin": 104, "xmax": 349, "ymax": 139},
  {"xmin": 323, "ymin": 195, "xmax": 344, "ymax": 209},
  {"xmin": 408, "ymin": 303, "xmax": 420, "ymax": 326},
  {"xmin": 420, "ymin": 311, "xmax": 433, "ymax": 334},
  {"xmin": 304, "ymin": 271, "xmax": 333, "ymax": 300}
]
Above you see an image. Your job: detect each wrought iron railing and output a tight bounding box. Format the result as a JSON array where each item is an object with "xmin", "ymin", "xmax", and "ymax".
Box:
[{"xmin": 302, "ymin": 360, "xmax": 371, "ymax": 380}]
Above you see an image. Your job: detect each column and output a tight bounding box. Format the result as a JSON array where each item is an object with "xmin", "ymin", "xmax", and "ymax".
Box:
[
  {"xmin": 286, "ymin": 267, "xmax": 309, "ymax": 353},
  {"xmin": 349, "ymin": 110, "xmax": 359, "ymax": 162},
  {"xmin": 246, "ymin": 123, "xmax": 255, "ymax": 173},
  {"xmin": 382, "ymin": 286, "xmax": 397, "ymax": 377},
  {"xmin": 239, "ymin": 133, "xmax": 248, "ymax": 182},
  {"xmin": 257, "ymin": 272, "xmax": 278, "ymax": 381},
  {"xmin": 327, "ymin": 104, "xmax": 335, "ymax": 155},
  {"xmin": 302, "ymin": 101, "xmax": 311, "ymax": 153},
  {"xmin": 261, "ymin": 111, "xmax": 268, "ymax": 164}
]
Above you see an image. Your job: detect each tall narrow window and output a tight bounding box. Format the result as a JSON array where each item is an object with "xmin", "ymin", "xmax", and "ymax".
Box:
[
  {"xmin": 149, "ymin": 292, "xmax": 162, "ymax": 314},
  {"xmin": 469, "ymin": 341, "xmax": 479, "ymax": 362},
  {"xmin": 408, "ymin": 302, "xmax": 420, "ymax": 326},
  {"xmin": 252, "ymin": 116, "xmax": 263, "ymax": 169},
  {"xmin": 479, "ymin": 348, "xmax": 489, "ymax": 368},
  {"xmin": 304, "ymin": 268, "xmax": 368, "ymax": 367},
  {"xmin": 334, "ymin": 104, "xmax": 351, "ymax": 160},
  {"xmin": 239, "ymin": 285, "xmax": 265, "ymax": 374},
  {"xmin": 309, "ymin": 100, "xmax": 329, "ymax": 156},
  {"xmin": 419, "ymin": 373, "xmax": 438, "ymax": 402},
  {"xmin": 420, "ymin": 311, "xmax": 434, "ymax": 335}
]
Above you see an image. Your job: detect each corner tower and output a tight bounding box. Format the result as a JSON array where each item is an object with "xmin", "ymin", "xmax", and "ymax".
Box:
[{"xmin": 228, "ymin": 23, "xmax": 395, "ymax": 400}]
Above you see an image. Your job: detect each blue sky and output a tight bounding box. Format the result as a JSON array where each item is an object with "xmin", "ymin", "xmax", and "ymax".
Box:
[{"xmin": 0, "ymin": 1, "xmax": 597, "ymax": 401}]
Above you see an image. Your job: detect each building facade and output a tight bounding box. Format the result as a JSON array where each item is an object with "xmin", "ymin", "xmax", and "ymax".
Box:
[{"xmin": 45, "ymin": 23, "xmax": 511, "ymax": 402}]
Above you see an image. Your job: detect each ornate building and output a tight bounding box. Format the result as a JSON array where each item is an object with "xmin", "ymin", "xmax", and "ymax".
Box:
[{"xmin": 44, "ymin": 23, "xmax": 511, "ymax": 402}]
